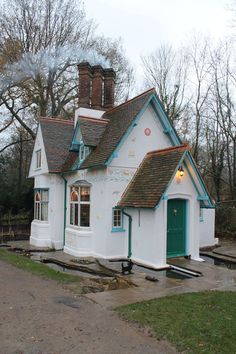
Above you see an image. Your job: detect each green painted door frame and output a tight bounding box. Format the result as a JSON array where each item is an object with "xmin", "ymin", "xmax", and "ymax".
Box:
[{"xmin": 167, "ymin": 199, "xmax": 187, "ymax": 258}]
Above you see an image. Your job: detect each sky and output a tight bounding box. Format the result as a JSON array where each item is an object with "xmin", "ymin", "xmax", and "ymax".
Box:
[{"xmin": 84, "ymin": 0, "xmax": 233, "ymax": 85}]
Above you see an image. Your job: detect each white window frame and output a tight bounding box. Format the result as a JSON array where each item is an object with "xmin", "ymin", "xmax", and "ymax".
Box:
[
  {"xmin": 36, "ymin": 149, "xmax": 42, "ymax": 169},
  {"xmin": 34, "ymin": 189, "xmax": 49, "ymax": 221},
  {"xmin": 79, "ymin": 144, "xmax": 90, "ymax": 163},
  {"xmin": 70, "ymin": 185, "xmax": 90, "ymax": 227}
]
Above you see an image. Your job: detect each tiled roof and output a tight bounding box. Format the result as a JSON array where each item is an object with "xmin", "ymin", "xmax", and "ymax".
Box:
[
  {"xmin": 80, "ymin": 88, "xmax": 156, "ymax": 169},
  {"xmin": 79, "ymin": 117, "xmax": 108, "ymax": 147},
  {"xmin": 40, "ymin": 117, "xmax": 77, "ymax": 173},
  {"xmin": 118, "ymin": 145, "xmax": 189, "ymax": 208}
]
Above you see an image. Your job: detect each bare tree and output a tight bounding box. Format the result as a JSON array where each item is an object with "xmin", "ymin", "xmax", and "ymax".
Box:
[
  {"xmin": 0, "ymin": 0, "xmax": 134, "ymax": 144},
  {"xmin": 141, "ymin": 44, "xmax": 189, "ymax": 124}
]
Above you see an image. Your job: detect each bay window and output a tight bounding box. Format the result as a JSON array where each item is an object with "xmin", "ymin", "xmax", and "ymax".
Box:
[
  {"xmin": 34, "ymin": 189, "xmax": 49, "ymax": 221},
  {"xmin": 70, "ymin": 186, "xmax": 90, "ymax": 227}
]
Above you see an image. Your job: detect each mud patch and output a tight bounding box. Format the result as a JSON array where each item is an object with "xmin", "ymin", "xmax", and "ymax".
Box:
[{"xmin": 54, "ymin": 296, "xmax": 80, "ymax": 309}]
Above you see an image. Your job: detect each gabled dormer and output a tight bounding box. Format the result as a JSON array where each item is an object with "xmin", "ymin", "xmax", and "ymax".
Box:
[{"xmin": 70, "ymin": 111, "xmax": 108, "ymax": 165}]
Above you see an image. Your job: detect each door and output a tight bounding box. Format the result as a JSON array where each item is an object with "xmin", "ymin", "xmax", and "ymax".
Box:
[{"xmin": 167, "ymin": 199, "xmax": 186, "ymax": 258}]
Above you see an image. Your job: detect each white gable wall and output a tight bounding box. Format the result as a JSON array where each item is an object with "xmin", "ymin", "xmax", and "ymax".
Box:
[
  {"xmin": 29, "ymin": 125, "xmax": 49, "ymax": 178},
  {"xmin": 110, "ymin": 105, "xmax": 171, "ymax": 169},
  {"xmin": 30, "ymin": 173, "xmax": 64, "ymax": 249}
]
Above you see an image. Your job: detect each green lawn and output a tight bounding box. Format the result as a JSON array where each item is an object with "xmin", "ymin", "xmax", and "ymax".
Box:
[
  {"xmin": 117, "ymin": 291, "xmax": 236, "ymax": 354},
  {"xmin": 0, "ymin": 248, "xmax": 80, "ymax": 283}
]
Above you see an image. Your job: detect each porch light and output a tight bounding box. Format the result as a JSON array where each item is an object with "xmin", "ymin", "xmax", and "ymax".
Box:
[{"xmin": 178, "ymin": 165, "xmax": 184, "ymax": 177}]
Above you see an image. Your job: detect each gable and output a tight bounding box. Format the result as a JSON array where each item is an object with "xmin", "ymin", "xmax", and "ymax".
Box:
[
  {"xmin": 38, "ymin": 118, "xmax": 77, "ymax": 173},
  {"xmin": 80, "ymin": 89, "xmax": 181, "ymax": 170},
  {"xmin": 108, "ymin": 104, "xmax": 171, "ymax": 168},
  {"xmin": 71, "ymin": 117, "xmax": 108, "ymax": 151},
  {"xmin": 118, "ymin": 145, "xmax": 214, "ymax": 209},
  {"xmin": 28, "ymin": 125, "xmax": 49, "ymax": 177}
]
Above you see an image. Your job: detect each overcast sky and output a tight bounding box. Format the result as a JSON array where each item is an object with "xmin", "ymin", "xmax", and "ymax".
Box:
[{"xmin": 85, "ymin": 0, "xmax": 233, "ymax": 86}]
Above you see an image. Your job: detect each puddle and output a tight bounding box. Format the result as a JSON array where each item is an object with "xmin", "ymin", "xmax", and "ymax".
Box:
[{"xmin": 201, "ymin": 255, "xmax": 236, "ymax": 270}]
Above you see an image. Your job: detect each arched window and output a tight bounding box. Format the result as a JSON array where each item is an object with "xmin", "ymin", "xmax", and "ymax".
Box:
[{"xmin": 70, "ymin": 185, "xmax": 90, "ymax": 227}]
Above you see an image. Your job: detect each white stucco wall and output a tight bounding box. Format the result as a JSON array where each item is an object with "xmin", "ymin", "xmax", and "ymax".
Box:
[
  {"xmin": 110, "ymin": 105, "xmax": 171, "ymax": 168},
  {"xmin": 199, "ymin": 209, "xmax": 216, "ymax": 247},
  {"xmin": 63, "ymin": 167, "xmax": 134, "ymax": 259},
  {"xmin": 28, "ymin": 125, "xmax": 49, "ymax": 178},
  {"xmin": 30, "ymin": 174, "xmax": 64, "ymax": 250}
]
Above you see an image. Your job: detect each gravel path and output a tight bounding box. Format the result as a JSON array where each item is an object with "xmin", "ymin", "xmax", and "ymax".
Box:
[{"xmin": 0, "ymin": 260, "xmax": 177, "ymax": 354}]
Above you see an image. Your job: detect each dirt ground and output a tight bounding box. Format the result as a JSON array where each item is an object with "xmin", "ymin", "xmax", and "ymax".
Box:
[{"xmin": 0, "ymin": 260, "xmax": 177, "ymax": 354}]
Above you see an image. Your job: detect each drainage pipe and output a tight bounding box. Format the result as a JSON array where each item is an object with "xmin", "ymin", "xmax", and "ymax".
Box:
[
  {"xmin": 122, "ymin": 210, "xmax": 132, "ymax": 258},
  {"xmin": 60, "ymin": 174, "xmax": 67, "ymax": 247}
]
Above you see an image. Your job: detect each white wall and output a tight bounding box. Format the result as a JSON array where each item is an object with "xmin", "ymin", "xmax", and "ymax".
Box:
[
  {"xmin": 28, "ymin": 125, "xmax": 49, "ymax": 178},
  {"xmin": 110, "ymin": 105, "xmax": 171, "ymax": 168},
  {"xmin": 30, "ymin": 174, "xmax": 64, "ymax": 250},
  {"xmin": 199, "ymin": 209, "xmax": 216, "ymax": 247}
]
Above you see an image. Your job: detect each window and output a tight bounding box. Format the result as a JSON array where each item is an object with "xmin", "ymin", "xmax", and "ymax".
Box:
[
  {"xmin": 70, "ymin": 186, "xmax": 90, "ymax": 227},
  {"xmin": 79, "ymin": 144, "xmax": 90, "ymax": 163},
  {"xmin": 36, "ymin": 149, "xmax": 42, "ymax": 169},
  {"xmin": 112, "ymin": 208, "xmax": 125, "ymax": 232},
  {"xmin": 34, "ymin": 189, "xmax": 49, "ymax": 221}
]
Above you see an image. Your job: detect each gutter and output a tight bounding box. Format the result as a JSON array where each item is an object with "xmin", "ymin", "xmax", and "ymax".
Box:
[
  {"xmin": 122, "ymin": 210, "xmax": 132, "ymax": 258},
  {"xmin": 60, "ymin": 174, "xmax": 67, "ymax": 247}
]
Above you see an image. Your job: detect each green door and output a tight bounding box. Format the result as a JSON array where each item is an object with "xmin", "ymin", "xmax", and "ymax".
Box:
[{"xmin": 167, "ymin": 199, "xmax": 186, "ymax": 258}]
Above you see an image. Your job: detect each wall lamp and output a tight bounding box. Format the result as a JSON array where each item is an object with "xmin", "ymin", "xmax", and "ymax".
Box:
[{"xmin": 178, "ymin": 165, "xmax": 184, "ymax": 177}]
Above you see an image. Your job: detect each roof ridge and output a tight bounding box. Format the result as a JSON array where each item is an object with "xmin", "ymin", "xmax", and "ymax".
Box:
[
  {"xmin": 79, "ymin": 116, "xmax": 109, "ymax": 124},
  {"xmin": 146, "ymin": 144, "xmax": 189, "ymax": 157},
  {"xmin": 103, "ymin": 87, "xmax": 156, "ymax": 116},
  {"xmin": 40, "ymin": 117, "xmax": 74, "ymax": 125}
]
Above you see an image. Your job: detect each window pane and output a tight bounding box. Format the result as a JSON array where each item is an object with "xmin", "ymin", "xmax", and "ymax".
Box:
[
  {"xmin": 80, "ymin": 187, "xmax": 90, "ymax": 201},
  {"xmin": 35, "ymin": 191, "xmax": 40, "ymax": 202},
  {"xmin": 41, "ymin": 203, "xmax": 48, "ymax": 221},
  {"xmin": 113, "ymin": 209, "xmax": 121, "ymax": 227},
  {"xmin": 80, "ymin": 204, "xmax": 90, "ymax": 227},
  {"xmin": 41, "ymin": 190, "xmax": 48, "ymax": 202},
  {"xmin": 71, "ymin": 188, "xmax": 79, "ymax": 201},
  {"xmin": 75, "ymin": 204, "xmax": 79, "ymax": 226},
  {"xmin": 70, "ymin": 204, "xmax": 74, "ymax": 225}
]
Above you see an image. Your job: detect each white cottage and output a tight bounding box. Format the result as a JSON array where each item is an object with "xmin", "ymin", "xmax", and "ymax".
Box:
[{"xmin": 29, "ymin": 62, "xmax": 216, "ymax": 269}]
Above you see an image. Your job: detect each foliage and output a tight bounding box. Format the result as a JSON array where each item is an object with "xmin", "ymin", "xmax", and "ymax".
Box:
[{"xmin": 117, "ymin": 291, "xmax": 236, "ymax": 354}]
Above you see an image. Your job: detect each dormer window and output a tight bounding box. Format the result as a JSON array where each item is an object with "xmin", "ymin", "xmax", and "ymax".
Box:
[
  {"xmin": 79, "ymin": 143, "xmax": 90, "ymax": 163},
  {"xmin": 36, "ymin": 149, "xmax": 41, "ymax": 169}
]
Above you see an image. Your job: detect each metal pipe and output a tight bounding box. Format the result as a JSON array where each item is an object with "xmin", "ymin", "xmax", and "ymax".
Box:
[
  {"xmin": 60, "ymin": 174, "xmax": 67, "ymax": 247},
  {"xmin": 122, "ymin": 210, "xmax": 132, "ymax": 258}
]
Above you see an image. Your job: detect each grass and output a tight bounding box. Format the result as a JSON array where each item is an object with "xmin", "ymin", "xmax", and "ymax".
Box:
[
  {"xmin": 117, "ymin": 291, "xmax": 236, "ymax": 354},
  {"xmin": 0, "ymin": 248, "xmax": 81, "ymax": 284}
]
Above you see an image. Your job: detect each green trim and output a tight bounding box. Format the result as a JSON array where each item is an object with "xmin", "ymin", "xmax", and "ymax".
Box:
[
  {"xmin": 61, "ymin": 175, "xmax": 67, "ymax": 247},
  {"xmin": 70, "ymin": 121, "xmax": 80, "ymax": 151},
  {"xmin": 151, "ymin": 96, "xmax": 181, "ymax": 145},
  {"xmin": 122, "ymin": 210, "xmax": 132, "ymax": 258},
  {"xmin": 111, "ymin": 207, "xmax": 125, "ymax": 232},
  {"xmin": 105, "ymin": 94, "xmax": 181, "ymax": 166},
  {"xmin": 167, "ymin": 199, "xmax": 187, "ymax": 258},
  {"xmin": 155, "ymin": 151, "xmax": 187, "ymax": 209},
  {"xmin": 186, "ymin": 152, "xmax": 214, "ymax": 208}
]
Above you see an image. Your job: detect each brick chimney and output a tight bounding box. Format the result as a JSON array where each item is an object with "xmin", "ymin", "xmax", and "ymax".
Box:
[
  {"xmin": 103, "ymin": 68, "xmax": 116, "ymax": 109},
  {"xmin": 78, "ymin": 62, "xmax": 116, "ymax": 110},
  {"xmin": 78, "ymin": 62, "xmax": 92, "ymax": 108},
  {"xmin": 91, "ymin": 65, "xmax": 103, "ymax": 109}
]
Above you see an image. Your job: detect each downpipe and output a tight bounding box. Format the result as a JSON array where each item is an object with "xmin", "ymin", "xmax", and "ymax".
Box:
[{"xmin": 122, "ymin": 210, "xmax": 132, "ymax": 259}]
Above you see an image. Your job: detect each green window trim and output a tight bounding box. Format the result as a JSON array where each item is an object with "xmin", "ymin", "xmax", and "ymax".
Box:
[{"xmin": 111, "ymin": 207, "xmax": 125, "ymax": 232}]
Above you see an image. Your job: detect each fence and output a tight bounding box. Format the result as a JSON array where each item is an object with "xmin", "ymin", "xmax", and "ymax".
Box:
[{"xmin": 0, "ymin": 214, "xmax": 31, "ymax": 243}]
